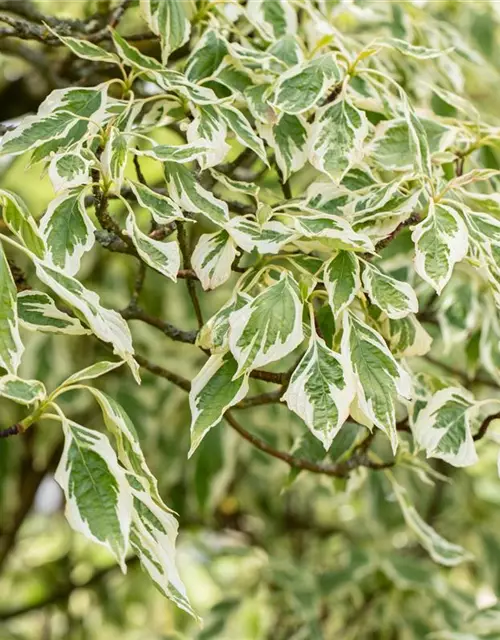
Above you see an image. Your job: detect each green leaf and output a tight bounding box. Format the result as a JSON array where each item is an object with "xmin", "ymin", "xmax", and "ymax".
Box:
[
  {"xmin": 186, "ymin": 29, "xmax": 228, "ymax": 81},
  {"xmin": 127, "ymin": 474, "xmax": 197, "ymax": 618},
  {"xmin": 127, "ymin": 180, "xmax": 184, "ymax": 224},
  {"xmin": 309, "ymin": 98, "xmax": 369, "ymax": 181},
  {"xmin": 140, "ymin": 0, "xmax": 193, "ymax": 62},
  {"xmin": 0, "ymin": 189, "xmax": 45, "ymax": 257},
  {"xmin": 361, "ymin": 261, "xmax": 418, "ymax": 319},
  {"xmin": 0, "ymin": 375, "xmax": 46, "ymax": 406},
  {"xmin": 192, "ymin": 231, "xmax": 237, "ymax": 291},
  {"xmin": 341, "ymin": 312, "xmax": 411, "ymax": 451},
  {"xmin": 259, "ymin": 113, "xmax": 309, "ymax": 182},
  {"xmin": 125, "ymin": 213, "xmax": 180, "ymax": 282},
  {"xmin": 412, "ymin": 201, "xmax": 468, "ymax": 294},
  {"xmin": 272, "ymin": 53, "xmax": 342, "ymax": 114},
  {"xmin": 0, "ymin": 244, "xmax": 23, "ymax": 375},
  {"xmin": 282, "ymin": 325, "xmax": 355, "ymax": 449},
  {"xmin": 34, "ymin": 261, "xmax": 138, "ymax": 382},
  {"xmin": 228, "ymin": 272, "xmax": 304, "ymax": 377},
  {"xmin": 49, "ymin": 152, "xmax": 91, "ymax": 192},
  {"xmin": 163, "ymin": 162, "xmax": 229, "ymax": 227},
  {"xmin": 217, "ymin": 105, "xmax": 268, "ymax": 165},
  {"xmin": 247, "ymin": 0, "xmax": 297, "ymax": 40},
  {"xmin": 188, "ymin": 352, "xmax": 250, "ymax": 457},
  {"xmin": 187, "ymin": 105, "xmax": 229, "ymax": 169},
  {"xmin": 412, "ymin": 388, "xmax": 478, "ymax": 467},
  {"xmin": 392, "ymin": 480, "xmax": 472, "ymax": 566},
  {"xmin": 17, "ymin": 290, "xmax": 89, "ymax": 335},
  {"xmin": 39, "ymin": 188, "xmax": 94, "ymax": 276},
  {"xmin": 55, "ymin": 414, "xmax": 132, "ymax": 571},
  {"xmin": 323, "ymin": 251, "xmax": 360, "ymax": 317}
]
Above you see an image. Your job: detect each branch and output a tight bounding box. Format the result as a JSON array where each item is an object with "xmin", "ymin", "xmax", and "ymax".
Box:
[
  {"xmin": 177, "ymin": 222, "xmax": 204, "ymax": 329},
  {"xmin": 134, "ymin": 353, "xmax": 191, "ymax": 392},
  {"xmin": 121, "ymin": 305, "xmax": 198, "ymax": 344},
  {"xmin": 473, "ymin": 410, "xmax": 500, "ymax": 441},
  {"xmin": 224, "ymin": 412, "xmax": 394, "ymax": 477}
]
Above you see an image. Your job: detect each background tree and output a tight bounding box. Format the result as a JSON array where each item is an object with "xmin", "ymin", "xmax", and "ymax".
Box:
[{"xmin": 2, "ymin": 1, "xmax": 500, "ymax": 638}]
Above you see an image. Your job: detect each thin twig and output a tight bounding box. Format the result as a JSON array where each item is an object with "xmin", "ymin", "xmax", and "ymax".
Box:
[{"xmin": 177, "ymin": 222, "xmax": 203, "ymax": 329}]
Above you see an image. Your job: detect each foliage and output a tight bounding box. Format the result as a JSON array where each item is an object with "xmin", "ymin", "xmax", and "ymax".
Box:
[{"xmin": 2, "ymin": 0, "xmax": 500, "ymax": 638}]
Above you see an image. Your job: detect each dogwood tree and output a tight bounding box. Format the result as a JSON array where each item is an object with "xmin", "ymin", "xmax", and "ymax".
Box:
[{"xmin": 2, "ymin": 0, "xmax": 500, "ymax": 637}]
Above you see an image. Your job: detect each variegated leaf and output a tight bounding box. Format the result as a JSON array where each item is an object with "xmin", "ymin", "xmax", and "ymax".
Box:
[
  {"xmin": 102, "ymin": 127, "xmax": 129, "ymax": 192},
  {"xmin": 309, "ymin": 98, "xmax": 369, "ymax": 181},
  {"xmin": 186, "ymin": 105, "xmax": 229, "ymax": 169},
  {"xmin": 127, "ymin": 474, "xmax": 196, "ymax": 618},
  {"xmin": 208, "ymin": 169, "xmax": 260, "ymax": 199},
  {"xmin": 412, "ymin": 201, "xmax": 468, "ymax": 294},
  {"xmin": 228, "ymin": 217, "xmax": 297, "ymax": 254},
  {"xmin": 392, "ymin": 481, "xmax": 471, "ymax": 566},
  {"xmin": 382, "ymin": 314, "xmax": 432, "ymax": 358},
  {"xmin": 49, "ymin": 152, "xmax": 92, "ymax": 192},
  {"xmin": 292, "ymin": 212, "xmax": 374, "ymax": 252},
  {"xmin": 0, "ymin": 375, "xmax": 46, "ymax": 406},
  {"xmin": 163, "ymin": 162, "xmax": 229, "ymax": 227},
  {"xmin": 48, "ymin": 29, "xmax": 120, "ymax": 64},
  {"xmin": 247, "ymin": 0, "xmax": 297, "ymax": 40},
  {"xmin": 192, "ymin": 231, "xmax": 237, "ymax": 291},
  {"xmin": 55, "ymin": 414, "xmax": 132, "ymax": 571},
  {"xmin": 86, "ymin": 389, "xmax": 162, "ymax": 503},
  {"xmin": 60, "ymin": 361, "xmax": 124, "ymax": 387},
  {"xmin": 34, "ymin": 261, "xmax": 138, "ymax": 382},
  {"xmin": 412, "ymin": 388, "xmax": 478, "ymax": 467},
  {"xmin": 282, "ymin": 324, "xmax": 355, "ymax": 449},
  {"xmin": 17, "ymin": 290, "xmax": 89, "ymax": 335},
  {"xmin": 217, "ymin": 105, "xmax": 268, "ymax": 165},
  {"xmin": 341, "ymin": 312, "xmax": 411, "ymax": 452},
  {"xmin": 228, "ymin": 272, "xmax": 304, "ymax": 377},
  {"xmin": 125, "ymin": 214, "xmax": 180, "ymax": 282},
  {"xmin": 0, "ymin": 87, "xmax": 107, "ymax": 156},
  {"xmin": 0, "ymin": 189, "xmax": 45, "ymax": 257},
  {"xmin": 0, "ymin": 244, "xmax": 23, "ymax": 375},
  {"xmin": 188, "ymin": 352, "xmax": 249, "ymax": 456},
  {"xmin": 39, "ymin": 188, "xmax": 95, "ymax": 276},
  {"xmin": 272, "ymin": 53, "xmax": 342, "ymax": 114},
  {"xmin": 258, "ymin": 113, "xmax": 309, "ymax": 182},
  {"xmin": 371, "ymin": 117, "xmax": 454, "ymax": 172},
  {"xmin": 361, "ymin": 261, "xmax": 418, "ymax": 319},
  {"xmin": 139, "ymin": 0, "xmax": 193, "ymax": 62},
  {"xmin": 197, "ymin": 292, "xmax": 252, "ymax": 352},
  {"xmin": 185, "ymin": 29, "xmax": 228, "ymax": 81},
  {"xmin": 135, "ymin": 141, "xmax": 211, "ymax": 164},
  {"xmin": 323, "ymin": 251, "xmax": 360, "ymax": 317},
  {"xmin": 127, "ymin": 180, "xmax": 184, "ymax": 224}
]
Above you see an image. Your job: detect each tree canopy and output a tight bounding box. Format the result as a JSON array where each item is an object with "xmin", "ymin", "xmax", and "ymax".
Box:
[{"xmin": 2, "ymin": 0, "xmax": 500, "ymax": 638}]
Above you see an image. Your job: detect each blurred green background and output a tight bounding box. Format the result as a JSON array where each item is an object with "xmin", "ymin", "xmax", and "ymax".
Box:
[{"xmin": 3, "ymin": 1, "xmax": 500, "ymax": 639}]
